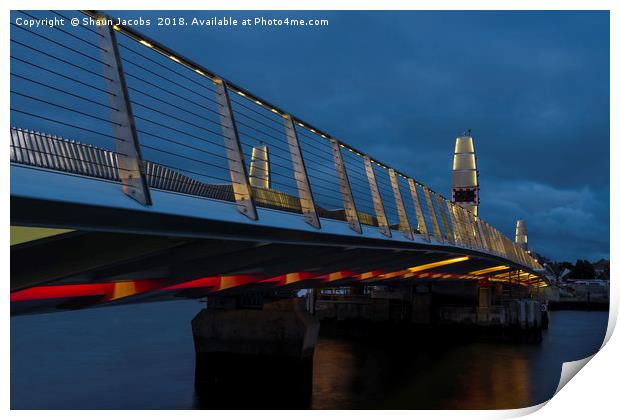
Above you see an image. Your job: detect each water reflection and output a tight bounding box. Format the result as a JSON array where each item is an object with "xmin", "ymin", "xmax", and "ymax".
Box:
[
  {"xmin": 10, "ymin": 301, "xmax": 608, "ymax": 410},
  {"xmin": 311, "ymin": 335, "xmax": 535, "ymax": 409},
  {"xmin": 311, "ymin": 310, "xmax": 607, "ymax": 409}
]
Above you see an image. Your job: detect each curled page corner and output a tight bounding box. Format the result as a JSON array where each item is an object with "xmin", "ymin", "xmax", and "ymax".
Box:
[
  {"xmin": 601, "ymin": 296, "xmax": 617, "ymax": 348},
  {"xmin": 506, "ymin": 400, "xmax": 548, "ymax": 417},
  {"xmin": 554, "ymin": 355, "xmax": 595, "ymax": 397}
]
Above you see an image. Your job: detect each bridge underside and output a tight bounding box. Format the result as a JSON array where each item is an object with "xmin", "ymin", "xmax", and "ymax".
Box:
[{"xmin": 10, "ymin": 224, "xmax": 543, "ymax": 315}]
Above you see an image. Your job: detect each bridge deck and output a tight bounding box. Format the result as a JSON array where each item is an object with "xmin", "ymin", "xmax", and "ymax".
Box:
[{"xmin": 9, "ymin": 10, "xmax": 546, "ymax": 314}]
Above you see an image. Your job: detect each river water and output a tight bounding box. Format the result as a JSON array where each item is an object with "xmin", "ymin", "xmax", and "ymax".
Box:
[{"xmin": 10, "ymin": 300, "xmax": 609, "ymax": 409}]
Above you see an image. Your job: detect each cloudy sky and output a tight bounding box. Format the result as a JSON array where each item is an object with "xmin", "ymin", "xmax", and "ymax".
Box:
[{"xmin": 112, "ymin": 11, "xmax": 609, "ymax": 262}]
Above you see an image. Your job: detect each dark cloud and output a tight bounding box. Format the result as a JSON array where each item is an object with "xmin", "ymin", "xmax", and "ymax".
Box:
[
  {"xmin": 111, "ymin": 10, "xmax": 609, "ymax": 261},
  {"xmin": 482, "ymin": 180, "xmax": 609, "ymax": 261}
]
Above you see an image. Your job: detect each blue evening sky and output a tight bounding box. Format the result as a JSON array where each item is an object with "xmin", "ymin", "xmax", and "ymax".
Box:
[{"xmin": 15, "ymin": 10, "xmax": 611, "ymax": 262}]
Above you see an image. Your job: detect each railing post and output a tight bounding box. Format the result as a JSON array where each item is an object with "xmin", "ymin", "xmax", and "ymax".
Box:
[
  {"xmin": 513, "ymin": 245, "xmax": 520, "ymax": 264},
  {"xmin": 512, "ymin": 239, "xmax": 521, "ymax": 264},
  {"xmin": 463, "ymin": 210, "xmax": 476, "ymax": 248},
  {"xmin": 514, "ymin": 244, "xmax": 522, "ymax": 265},
  {"xmin": 489, "ymin": 225, "xmax": 502, "ymax": 256},
  {"xmin": 495, "ymin": 229, "xmax": 508, "ymax": 258},
  {"xmin": 503, "ymin": 235, "xmax": 515, "ymax": 262},
  {"xmin": 489, "ymin": 223, "xmax": 500, "ymax": 255},
  {"xmin": 449, "ymin": 203, "xmax": 463, "ymax": 246},
  {"xmin": 446, "ymin": 201, "xmax": 462, "ymax": 245},
  {"xmin": 503, "ymin": 235, "xmax": 512, "ymax": 260},
  {"xmin": 482, "ymin": 220, "xmax": 498, "ymax": 254},
  {"xmin": 463, "ymin": 211, "xmax": 474, "ymax": 248},
  {"xmin": 330, "ymin": 140, "xmax": 361, "ymax": 234},
  {"xmin": 528, "ymin": 250, "xmax": 537, "ymax": 268},
  {"xmin": 468, "ymin": 212, "xmax": 483, "ymax": 250},
  {"xmin": 481, "ymin": 221, "xmax": 495, "ymax": 254},
  {"xmin": 364, "ymin": 156, "xmax": 391, "ymax": 237},
  {"xmin": 408, "ymin": 179, "xmax": 429, "ymax": 242},
  {"xmin": 457, "ymin": 205, "xmax": 474, "ymax": 248},
  {"xmin": 422, "ymin": 186, "xmax": 442, "ymax": 243},
  {"xmin": 95, "ymin": 16, "xmax": 151, "ymax": 205},
  {"xmin": 526, "ymin": 250, "xmax": 533, "ymax": 267},
  {"xmin": 284, "ymin": 116, "xmax": 320, "ymax": 229},
  {"xmin": 479, "ymin": 221, "xmax": 490, "ymax": 252},
  {"xmin": 478, "ymin": 219, "xmax": 490, "ymax": 250},
  {"xmin": 388, "ymin": 169, "xmax": 413, "ymax": 240},
  {"xmin": 519, "ymin": 246, "xmax": 529, "ymax": 266},
  {"xmin": 213, "ymin": 78, "xmax": 257, "ymax": 220},
  {"xmin": 436, "ymin": 195, "xmax": 454, "ymax": 244},
  {"xmin": 475, "ymin": 217, "xmax": 487, "ymax": 250}
]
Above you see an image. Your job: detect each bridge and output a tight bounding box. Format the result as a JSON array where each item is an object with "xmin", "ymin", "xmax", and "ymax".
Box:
[{"xmin": 10, "ymin": 10, "xmax": 548, "ymax": 397}]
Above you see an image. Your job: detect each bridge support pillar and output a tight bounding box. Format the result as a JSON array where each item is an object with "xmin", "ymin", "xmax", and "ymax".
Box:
[
  {"xmin": 411, "ymin": 284, "xmax": 433, "ymax": 324},
  {"xmin": 476, "ymin": 284, "xmax": 492, "ymax": 325},
  {"xmin": 191, "ymin": 298, "xmax": 319, "ymax": 406}
]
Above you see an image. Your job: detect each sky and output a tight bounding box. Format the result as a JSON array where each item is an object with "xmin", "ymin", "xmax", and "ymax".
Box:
[{"xmin": 14, "ymin": 10, "xmax": 610, "ymax": 262}]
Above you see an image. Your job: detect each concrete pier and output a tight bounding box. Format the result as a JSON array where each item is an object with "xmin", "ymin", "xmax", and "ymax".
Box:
[
  {"xmin": 191, "ymin": 298, "xmax": 319, "ymax": 406},
  {"xmin": 313, "ymin": 281, "xmax": 545, "ymax": 341}
]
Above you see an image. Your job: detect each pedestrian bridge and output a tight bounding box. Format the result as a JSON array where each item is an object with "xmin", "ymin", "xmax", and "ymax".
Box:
[{"xmin": 10, "ymin": 10, "xmax": 545, "ymax": 314}]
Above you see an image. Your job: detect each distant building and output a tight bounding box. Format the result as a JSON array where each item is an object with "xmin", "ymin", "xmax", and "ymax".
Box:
[
  {"xmin": 558, "ymin": 267, "xmax": 572, "ymax": 281},
  {"xmin": 592, "ymin": 259, "xmax": 610, "ymax": 280},
  {"xmin": 548, "ymin": 278, "xmax": 610, "ymax": 307}
]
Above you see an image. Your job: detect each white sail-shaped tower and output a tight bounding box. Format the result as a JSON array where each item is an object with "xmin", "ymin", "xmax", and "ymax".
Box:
[{"xmin": 451, "ymin": 131, "xmax": 479, "ymax": 216}]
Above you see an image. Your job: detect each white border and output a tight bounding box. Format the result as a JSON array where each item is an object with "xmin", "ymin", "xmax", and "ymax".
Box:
[{"xmin": 3, "ymin": 1, "xmax": 616, "ymax": 419}]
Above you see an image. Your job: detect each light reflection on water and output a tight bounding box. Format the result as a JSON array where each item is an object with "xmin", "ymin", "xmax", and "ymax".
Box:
[
  {"xmin": 312, "ymin": 336, "xmax": 534, "ymax": 409},
  {"xmin": 10, "ymin": 300, "xmax": 608, "ymax": 409}
]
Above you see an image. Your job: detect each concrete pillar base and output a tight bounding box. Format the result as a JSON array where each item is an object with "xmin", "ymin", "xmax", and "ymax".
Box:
[
  {"xmin": 411, "ymin": 285, "xmax": 432, "ymax": 324},
  {"xmin": 191, "ymin": 298, "xmax": 319, "ymax": 407}
]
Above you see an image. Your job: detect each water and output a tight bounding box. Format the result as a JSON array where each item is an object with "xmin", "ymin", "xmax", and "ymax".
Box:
[{"xmin": 10, "ymin": 300, "xmax": 609, "ymax": 409}]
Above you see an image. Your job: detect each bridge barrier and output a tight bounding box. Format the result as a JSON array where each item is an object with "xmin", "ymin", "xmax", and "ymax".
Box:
[{"xmin": 9, "ymin": 9, "xmax": 542, "ymax": 271}]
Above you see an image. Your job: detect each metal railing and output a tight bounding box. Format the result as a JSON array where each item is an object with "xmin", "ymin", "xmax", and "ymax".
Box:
[{"xmin": 9, "ymin": 10, "xmax": 542, "ymax": 270}]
